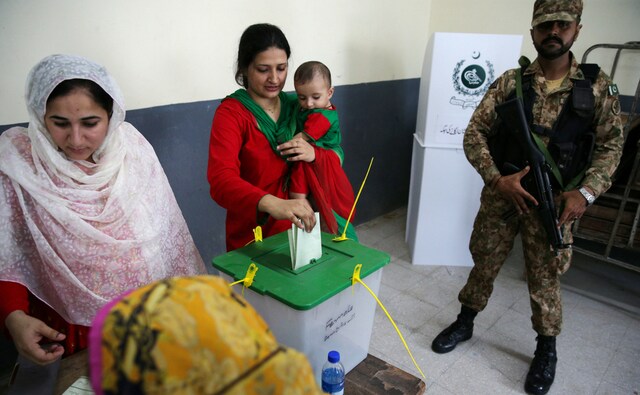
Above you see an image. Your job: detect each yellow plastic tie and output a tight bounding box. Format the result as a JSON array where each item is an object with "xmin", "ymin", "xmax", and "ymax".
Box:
[
  {"xmin": 351, "ymin": 264, "xmax": 362, "ymax": 287},
  {"xmin": 244, "ymin": 226, "xmax": 263, "ymax": 246},
  {"xmin": 253, "ymin": 226, "xmax": 263, "ymax": 242},
  {"xmin": 351, "ymin": 264, "xmax": 426, "ymax": 379},
  {"xmin": 334, "ymin": 157, "xmax": 374, "ymax": 242},
  {"xmin": 228, "ymin": 263, "xmax": 259, "ymax": 296}
]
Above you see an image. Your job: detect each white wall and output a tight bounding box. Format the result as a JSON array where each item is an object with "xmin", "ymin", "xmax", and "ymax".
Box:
[
  {"xmin": 428, "ymin": 0, "xmax": 640, "ymax": 95},
  {"xmin": 0, "ymin": 0, "xmax": 637, "ymax": 124}
]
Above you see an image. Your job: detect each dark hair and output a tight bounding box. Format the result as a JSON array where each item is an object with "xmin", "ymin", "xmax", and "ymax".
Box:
[
  {"xmin": 235, "ymin": 23, "xmax": 291, "ymax": 88},
  {"xmin": 47, "ymin": 79, "xmax": 114, "ymax": 116},
  {"xmin": 294, "ymin": 61, "xmax": 332, "ymax": 87}
]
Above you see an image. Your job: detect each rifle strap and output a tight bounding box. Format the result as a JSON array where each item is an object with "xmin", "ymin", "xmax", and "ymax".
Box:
[
  {"xmin": 516, "ymin": 63, "xmax": 584, "ymax": 192},
  {"xmin": 530, "ymin": 132, "xmax": 563, "ymax": 185},
  {"xmin": 515, "ymin": 56, "xmax": 529, "ymax": 100},
  {"xmin": 530, "ymin": 133, "xmax": 584, "ymax": 190}
]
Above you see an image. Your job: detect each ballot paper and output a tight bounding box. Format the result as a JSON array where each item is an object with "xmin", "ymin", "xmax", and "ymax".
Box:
[
  {"xmin": 62, "ymin": 376, "xmax": 94, "ymax": 394},
  {"xmin": 288, "ymin": 212, "xmax": 322, "ymax": 270}
]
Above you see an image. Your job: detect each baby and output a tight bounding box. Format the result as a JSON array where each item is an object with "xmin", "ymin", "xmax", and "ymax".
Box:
[
  {"xmin": 289, "ymin": 61, "xmax": 344, "ymax": 200},
  {"xmin": 288, "ymin": 61, "xmax": 356, "ymax": 238}
]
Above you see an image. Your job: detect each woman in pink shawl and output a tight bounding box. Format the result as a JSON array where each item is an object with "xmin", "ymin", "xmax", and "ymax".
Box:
[{"xmin": 0, "ymin": 54, "xmax": 205, "ymax": 365}]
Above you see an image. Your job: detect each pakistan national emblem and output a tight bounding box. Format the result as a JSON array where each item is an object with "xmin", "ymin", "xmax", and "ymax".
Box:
[{"xmin": 450, "ymin": 51, "xmax": 495, "ymax": 110}]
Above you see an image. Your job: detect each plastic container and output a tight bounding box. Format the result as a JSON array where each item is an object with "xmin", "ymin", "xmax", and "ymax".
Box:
[
  {"xmin": 321, "ymin": 350, "xmax": 345, "ymax": 395},
  {"xmin": 212, "ymin": 231, "xmax": 389, "ymax": 383}
]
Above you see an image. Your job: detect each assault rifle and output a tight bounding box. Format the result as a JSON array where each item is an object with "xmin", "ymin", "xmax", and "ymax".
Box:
[{"xmin": 495, "ymin": 97, "xmax": 569, "ymax": 253}]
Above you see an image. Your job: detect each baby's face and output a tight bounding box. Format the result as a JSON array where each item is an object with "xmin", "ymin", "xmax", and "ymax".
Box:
[{"xmin": 294, "ymin": 76, "xmax": 334, "ymax": 110}]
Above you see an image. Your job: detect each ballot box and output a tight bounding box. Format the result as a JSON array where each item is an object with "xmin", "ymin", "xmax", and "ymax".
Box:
[{"xmin": 212, "ymin": 231, "xmax": 390, "ymax": 382}]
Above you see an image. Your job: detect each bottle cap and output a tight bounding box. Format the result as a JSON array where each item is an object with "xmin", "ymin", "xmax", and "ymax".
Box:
[{"xmin": 328, "ymin": 350, "xmax": 340, "ymax": 363}]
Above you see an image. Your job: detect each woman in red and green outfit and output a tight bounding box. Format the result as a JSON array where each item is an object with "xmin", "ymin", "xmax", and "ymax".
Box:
[{"xmin": 207, "ymin": 23, "xmax": 356, "ymax": 251}]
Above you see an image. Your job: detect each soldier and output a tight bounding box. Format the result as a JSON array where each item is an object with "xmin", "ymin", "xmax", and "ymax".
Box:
[{"xmin": 430, "ymin": 1, "xmax": 624, "ymax": 394}]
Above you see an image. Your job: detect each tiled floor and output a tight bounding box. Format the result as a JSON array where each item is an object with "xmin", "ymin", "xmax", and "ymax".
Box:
[{"xmin": 356, "ymin": 207, "xmax": 640, "ymax": 395}]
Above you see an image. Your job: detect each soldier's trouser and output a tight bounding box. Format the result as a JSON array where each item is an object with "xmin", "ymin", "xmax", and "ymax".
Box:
[{"xmin": 458, "ymin": 187, "xmax": 573, "ymax": 336}]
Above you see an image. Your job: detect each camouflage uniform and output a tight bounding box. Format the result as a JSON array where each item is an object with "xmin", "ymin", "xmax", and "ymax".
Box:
[{"xmin": 459, "ymin": 53, "xmax": 623, "ymax": 336}]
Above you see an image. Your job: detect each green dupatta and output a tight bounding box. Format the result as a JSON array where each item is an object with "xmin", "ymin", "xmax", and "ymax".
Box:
[{"xmin": 228, "ymin": 89, "xmax": 298, "ymax": 154}]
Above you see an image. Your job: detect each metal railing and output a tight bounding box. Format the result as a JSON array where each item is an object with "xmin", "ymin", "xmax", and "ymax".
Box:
[{"xmin": 573, "ymin": 42, "xmax": 640, "ymax": 272}]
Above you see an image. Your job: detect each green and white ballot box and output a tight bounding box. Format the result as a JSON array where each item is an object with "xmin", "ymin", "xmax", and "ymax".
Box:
[{"xmin": 212, "ymin": 231, "xmax": 389, "ymax": 381}]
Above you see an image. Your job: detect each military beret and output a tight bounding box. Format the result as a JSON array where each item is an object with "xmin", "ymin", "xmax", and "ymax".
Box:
[{"xmin": 532, "ymin": 0, "xmax": 583, "ymax": 27}]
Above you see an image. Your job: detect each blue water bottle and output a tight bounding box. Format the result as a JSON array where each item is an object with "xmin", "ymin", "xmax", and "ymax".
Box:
[{"xmin": 321, "ymin": 350, "xmax": 345, "ymax": 395}]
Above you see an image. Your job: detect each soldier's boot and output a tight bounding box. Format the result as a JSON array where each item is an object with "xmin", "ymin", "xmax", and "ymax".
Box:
[
  {"xmin": 525, "ymin": 335, "xmax": 557, "ymax": 395},
  {"xmin": 431, "ymin": 304, "xmax": 477, "ymax": 354}
]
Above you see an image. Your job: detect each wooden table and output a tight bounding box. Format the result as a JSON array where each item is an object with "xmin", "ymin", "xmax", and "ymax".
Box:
[
  {"xmin": 345, "ymin": 354, "xmax": 426, "ymax": 394},
  {"xmin": 54, "ymin": 350, "xmax": 88, "ymax": 395}
]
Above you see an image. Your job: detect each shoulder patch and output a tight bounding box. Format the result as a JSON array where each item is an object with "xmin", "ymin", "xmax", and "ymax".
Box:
[
  {"xmin": 611, "ymin": 98, "xmax": 621, "ymax": 115},
  {"xmin": 608, "ymin": 84, "xmax": 619, "ymax": 96}
]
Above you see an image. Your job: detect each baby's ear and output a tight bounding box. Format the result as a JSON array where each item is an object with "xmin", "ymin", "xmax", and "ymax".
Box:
[{"xmin": 328, "ymin": 87, "xmax": 335, "ymax": 99}]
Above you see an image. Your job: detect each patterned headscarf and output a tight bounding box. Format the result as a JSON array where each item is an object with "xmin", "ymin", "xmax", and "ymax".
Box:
[
  {"xmin": 89, "ymin": 275, "xmax": 322, "ymax": 394},
  {"xmin": 0, "ymin": 54, "xmax": 205, "ymax": 326}
]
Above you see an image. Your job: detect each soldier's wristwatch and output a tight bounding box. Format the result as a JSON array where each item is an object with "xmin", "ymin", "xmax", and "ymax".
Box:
[{"xmin": 578, "ymin": 187, "xmax": 595, "ymax": 206}]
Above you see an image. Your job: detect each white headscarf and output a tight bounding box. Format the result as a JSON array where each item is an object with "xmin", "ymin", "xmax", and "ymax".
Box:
[{"xmin": 0, "ymin": 54, "xmax": 205, "ymax": 326}]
